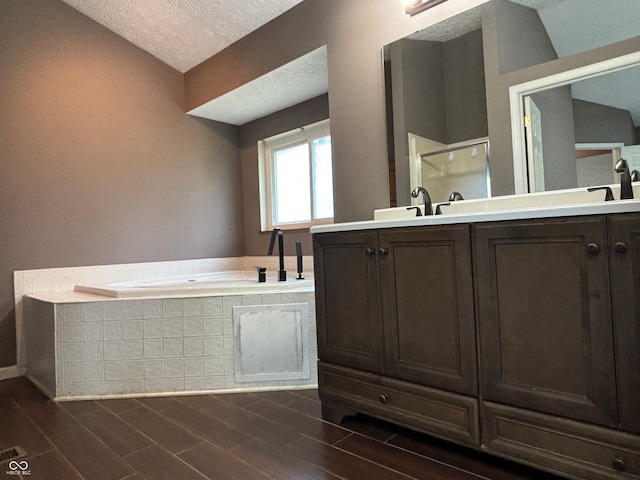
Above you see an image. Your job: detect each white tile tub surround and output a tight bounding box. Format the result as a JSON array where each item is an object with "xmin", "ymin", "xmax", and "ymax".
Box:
[
  {"xmin": 25, "ymin": 291, "xmax": 317, "ymax": 400},
  {"xmin": 13, "ymin": 255, "xmax": 314, "ymax": 374}
]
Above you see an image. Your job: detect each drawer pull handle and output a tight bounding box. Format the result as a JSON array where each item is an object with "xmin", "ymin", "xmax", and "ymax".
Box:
[
  {"xmin": 378, "ymin": 248, "xmax": 389, "ymax": 256},
  {"xmin": 614, "ymin": 241, "xmax": 629, "ymax": 253},
  {"xmin": 378, "ymin": 394, "xmax": 389, "ymax": 404},
  {"xmin": 365, "ymin": 248, "xmax": 376, "ymax": 256},
  {"xmin": 612, "ymin": 456, "xmax": 626, "ymax": 472},
  {"xmin": 587, "ymin": 243, "xmax": 600, "ymax": 255}
]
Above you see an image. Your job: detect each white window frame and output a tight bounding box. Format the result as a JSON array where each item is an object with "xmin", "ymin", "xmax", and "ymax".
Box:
[{"xmin": 259, "ymin": 119, "xmax": 333, "ymax": 231}]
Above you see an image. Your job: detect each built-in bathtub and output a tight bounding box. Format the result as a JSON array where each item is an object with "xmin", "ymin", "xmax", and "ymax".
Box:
[
  {"xmin": 22, "ymin": 261, "xmax": 317, "ymax": 401},
  {"xmin": 74, "ymin": 270, "xmax": 314, "ymax": 298}
]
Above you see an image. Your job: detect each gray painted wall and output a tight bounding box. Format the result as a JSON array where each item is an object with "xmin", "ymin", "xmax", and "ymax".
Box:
[
  {"xmin": 443, "ymin": 29, "xmax": 488, "ymax": 144},
  {"xmin": 393, "ymin": 39, "xmax": 447, "ymax": 145},
  {"xmin": 0, "ymin": 0, "xmax": 245, "ymax": 368},
  {"xmin": 573, "ymin": 99, "xmax": 636, "ymax": 145},
  {"xmin": 494, "ymin": 0, "xmax": 557, "ymax": 75}
]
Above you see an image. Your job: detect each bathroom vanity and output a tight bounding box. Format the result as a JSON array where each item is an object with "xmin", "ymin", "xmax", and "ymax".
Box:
[{"xmin": 311, "ymin": 192, "xmax": 640, "ymax": 480}]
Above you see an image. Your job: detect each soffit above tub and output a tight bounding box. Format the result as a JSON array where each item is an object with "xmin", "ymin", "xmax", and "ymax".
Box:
[
  {"xmin": 60, "ymin": 0, "xmax": 305, "ymax": 73},
  {"xmin": 187, "ymin": 46, "xmax": 328, "ymax": 126}
]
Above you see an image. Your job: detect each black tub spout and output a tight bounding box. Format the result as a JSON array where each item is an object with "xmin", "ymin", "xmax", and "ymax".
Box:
[{"xmin": 268, "ymin": 228, "xmax": 286, "ymax": 281}]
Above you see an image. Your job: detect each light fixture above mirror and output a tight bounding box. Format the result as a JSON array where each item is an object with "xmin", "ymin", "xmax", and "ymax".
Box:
[{"xmin": 404, "ymin": 0, "xmax": 449, "ymax": 16}]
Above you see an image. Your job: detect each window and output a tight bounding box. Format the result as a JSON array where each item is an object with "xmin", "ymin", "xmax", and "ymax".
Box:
[{"xmin": 259, "ymin": 119, "xmax": 333, "ymax": 230}]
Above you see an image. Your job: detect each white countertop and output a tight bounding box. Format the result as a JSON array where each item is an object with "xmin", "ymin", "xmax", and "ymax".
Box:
[{"xmin": 311, "ymin": 199, "xmax": 640, "ymax": 234}]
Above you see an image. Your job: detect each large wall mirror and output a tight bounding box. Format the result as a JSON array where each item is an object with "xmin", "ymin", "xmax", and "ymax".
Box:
[{"xmin": 384, "ymin": 0, "xmax": 640, "ymax": 205}]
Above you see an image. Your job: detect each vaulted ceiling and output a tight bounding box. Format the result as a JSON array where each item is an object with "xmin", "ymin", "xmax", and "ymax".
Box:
[{"xmin": 61, "ymin": 0, "xmax": 305, "ymax": 73}]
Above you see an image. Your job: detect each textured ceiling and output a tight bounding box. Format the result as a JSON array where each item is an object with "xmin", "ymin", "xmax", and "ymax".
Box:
[
  {"xmin": 61, "ymin": 0, "xmax": 305, "ymax": 73},
  {"xmin": 188, "ymin": 46, "xmax": 328, "ymax": 125}
]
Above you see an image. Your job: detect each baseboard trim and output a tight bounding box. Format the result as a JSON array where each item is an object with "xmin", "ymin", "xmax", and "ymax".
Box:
[{"xmin": 0, "ymin": 365, "xmax": 24, "ymax": 381}]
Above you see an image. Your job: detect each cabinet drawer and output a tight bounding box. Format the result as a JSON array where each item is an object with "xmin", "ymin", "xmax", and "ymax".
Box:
[
  {"xmin": 319, "ymin": 362, "xmax": 479, "ymax": 446},
  {"xmin": 482, "ymin": 401, "xmax": 640, "ymax": 480}
]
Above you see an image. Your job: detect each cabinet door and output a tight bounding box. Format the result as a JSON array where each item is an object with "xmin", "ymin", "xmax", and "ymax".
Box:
[
  {"xmin": 378, "ymin": 225, "xmax": 477, "ymax": 395},
  {"xmin": 313, "ymin": 231, "xmax": 383, "ymax": 373},
  {"xmin": 609, "ymin": 213, "xmax": 640, "ymax": 433},
  {"xmin": 474, "ymin": 217, "xmax": 618, "ymax": 427}
]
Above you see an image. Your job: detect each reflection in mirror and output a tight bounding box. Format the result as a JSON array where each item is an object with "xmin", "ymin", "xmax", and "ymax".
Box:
[
  {"xmin": 508, "ymin": 0, "xmax": 639, "ymax": 62},
  {"xmin": 385, "ymin": 0, "xmax": 640, "ymax": 202},
  {"xmin": 511, "ymin": 55, "xmax": 640, "ymax": 193},
  {"xmin": 384, "ymin": 4, "xmax": 488, "ymax": 206},
  {"xmin": 416, "ymin": 139, "xmax": 490, "ymax": 204}
]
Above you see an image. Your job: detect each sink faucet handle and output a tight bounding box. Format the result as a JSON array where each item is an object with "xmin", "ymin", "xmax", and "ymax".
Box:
[
  {"xmin": 587, "ymin": 186, "xmax": 614, "ymax": 201},
  {"xmin": 405, "ymin": 206, "xmax": 422, "ymax": 217},
  {"xmin": 435, "ymin": 203, "xmax": 450, "ymax": 215}
]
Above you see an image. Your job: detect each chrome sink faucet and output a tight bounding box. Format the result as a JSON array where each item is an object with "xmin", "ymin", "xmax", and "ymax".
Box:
[
  {"xmin": 411, "ymin": 187, "xmax": 433, "ymax": 215},
  {"xmin": 615, "ymin": 158, "xmax": 634, "ymax": 200},
  {"xmin": 268, "ymin": 228, "xmax": 286, "ymax": 281}
]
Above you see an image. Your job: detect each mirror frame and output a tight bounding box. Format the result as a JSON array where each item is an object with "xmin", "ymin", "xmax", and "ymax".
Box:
[{"xmin": 509, "ymin": 51, "xmax": 640, "ymax": 194}]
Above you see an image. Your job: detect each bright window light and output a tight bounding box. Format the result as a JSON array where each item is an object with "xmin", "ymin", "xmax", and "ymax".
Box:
[
  {"xmin": 273, "ymin": 143, "xmax": 311, "ymax": 224},
  {"xmin": 259, "ymin": 119, "xmax": 333, "ymax": 230}
]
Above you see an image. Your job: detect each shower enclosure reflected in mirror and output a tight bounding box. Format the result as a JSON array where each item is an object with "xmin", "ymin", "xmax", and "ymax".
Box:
[
  {"xmin": 411, "ymin": 137, "xmax": 491, "ymax": 203},
  {"xmin": 412, "ymin": 139, "xmax": 490, "ymax": 203}
]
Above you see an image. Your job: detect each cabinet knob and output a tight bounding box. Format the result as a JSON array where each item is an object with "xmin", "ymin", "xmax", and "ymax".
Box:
[
  {"xmin": 612, "ymin": 456, "xmax": 626, "ymax": 472},
  {"xmin": 378, "ymin": 394, "xmax": 389, "ymax": 404},
  {"xmin": 378, "ymin": 248, "xmax": 389, "ymax": 256},
  {"xmin": 587, "ymin": 243, "xmax": 600, "ymax": 255},
  {"xmin": 614, "ymin": 241, "xmax": 629, "ymax": 254},
  {"xmin": 365, "ymin": 248, "xmax": 376, "ymax": 256}
]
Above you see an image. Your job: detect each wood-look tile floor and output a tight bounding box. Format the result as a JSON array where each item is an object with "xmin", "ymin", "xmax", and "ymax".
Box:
[{"xmin": 0, "ymin": 377, "xmax": 563, "ymax": 480}]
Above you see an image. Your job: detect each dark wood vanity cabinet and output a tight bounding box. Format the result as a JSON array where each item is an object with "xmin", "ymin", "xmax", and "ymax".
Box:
[
  {"xmin": 313, "ymin": 213, "xmax": 640, "ymax": 480},
  {"xmin": 313, "ymin": 225, "xmax": 480, "ymax": 446},
  {"xmin": 376, "ymin": 226, "xmax": 477, "ymax": 396},
  {"xmin": 475, "ymin": 214, "xmax": 640, "ymax": 432},
  {"xmin": 474, "ymin": 214, "xmax": 640, "ymax": 479},
  {"xmin": 474, "ymin": 216, "xmax": 618, "ymax": 427},
  {"xmin": 312, "ymin": 230, "xmax": 383, "ymax": 374}
]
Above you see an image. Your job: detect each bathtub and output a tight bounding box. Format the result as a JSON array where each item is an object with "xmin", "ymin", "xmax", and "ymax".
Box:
[{"xmin": 74, "ymin": 270, "xmax": 314, "ymax": 298}]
